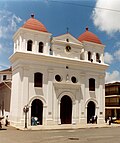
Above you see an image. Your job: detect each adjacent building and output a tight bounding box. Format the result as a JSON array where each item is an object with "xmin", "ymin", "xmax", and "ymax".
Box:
[
  {"xmin": 1, "ymin": 14, "xmax": 108, "ymax": 128},
  {"xmin": 0, "ymin": 67, "xmax": 12, "ymax": 117},
  {"xmin": 105, "ymin": 82, "xmax": 120, "ymax": 119}
]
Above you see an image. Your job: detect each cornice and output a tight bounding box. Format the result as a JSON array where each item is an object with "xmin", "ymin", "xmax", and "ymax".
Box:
[{"xmin": 9, "ymin": 52, "xmax": 109, "ymax": 71}]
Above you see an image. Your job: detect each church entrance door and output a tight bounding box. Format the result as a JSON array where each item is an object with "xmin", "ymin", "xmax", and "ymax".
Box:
[
  {"xmin": 60, "ymin": 95, "xmax": 72, "ymax": 124},
  {"xmin": 87, "ymin": 101, "xmax": 95, "ymax": 123},
  {"xmin": 31, "ymin": 99, "xmax": 43, "ymax": 125}
]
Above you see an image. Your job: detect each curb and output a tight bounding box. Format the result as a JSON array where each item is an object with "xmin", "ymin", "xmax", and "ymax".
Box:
[{"xmin": 15, "ymin": 123, "xmax": 120, "ymax": 131}]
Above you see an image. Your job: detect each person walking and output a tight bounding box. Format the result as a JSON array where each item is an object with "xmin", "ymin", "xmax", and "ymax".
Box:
[
  {"xmin": 0, "ymin": 116, "xmax": 4, "ymax": 129},
  {"xmin": 109, "ymin": 117, "xmax": 111, "ymax": 125},
  {"xmin": 5, "ymin": 115, "xmax": 9, "ymax": 126},
  {"xmin": 31, "ymin": 116, "xmax": 35, "ymax": 126},
  {"xmin": 95, "ymin": 115, "xmax": 97, "ymax": 124},
  {"xmin": 0, "ymin": 121, "xmax": 2, "ymax": 129}
]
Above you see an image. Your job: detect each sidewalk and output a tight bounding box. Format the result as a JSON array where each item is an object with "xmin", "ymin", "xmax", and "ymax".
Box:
[{"xmin": 17, "ymin": 123, "xmax": 120, "ymax": 131}]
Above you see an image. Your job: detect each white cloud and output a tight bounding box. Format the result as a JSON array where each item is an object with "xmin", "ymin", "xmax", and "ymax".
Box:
[
  {"xmin": 0, "ymin": 66, "xmax": 3, "ymax": 70},
  {"xmin": 92, "ymin": 0, "xmax": 120, "ymax": 35},
  {"xmin": 0, "ymin": 10, "xmax": 22, "ymax": 39},
  {"xmin": 105, "ymin": 70, "xmax": 120, "ymax": 83},
  {"xmin": 0, "ymin": 62, "xmax": 10, "ymax": 70},
  {"xmin": 0, "ymin": 26, "xmax": 8, "ymax": 38},
  {"xmin": 0, "ymin": 10, "xmax": 22, "ymax": 70},
  {"xmin": 114, "ymin": 49, "xmax": 120, "ymax": 61},
  {"xmin": 104, "ymin": 52, "xmax": 114, "ymax": 64},
  {"xmin": 114, "ymin": 42, "xmax": 120, "ymax": 48},
  {"xmin": 0, "ymin": 44, "xmax": 2, "ymax": 52}
]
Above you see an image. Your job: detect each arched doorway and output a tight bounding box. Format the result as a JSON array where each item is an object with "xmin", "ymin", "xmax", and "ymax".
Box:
[
  {"xmin": 60, "ymin": 95, "xmax": 72, "ymax": 124},
  {"xmin": 87, "ymin": 101, "xmax": 95, "ymax": 123},
  {"xmin": 31, "ymin": 99, "xmax": 43, "ymax": 125}
]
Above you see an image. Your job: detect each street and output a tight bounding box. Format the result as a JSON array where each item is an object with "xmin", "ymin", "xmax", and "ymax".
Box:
[{"xmin": 0, "ymin": 126, "xmax": 120, "ymax": 143}]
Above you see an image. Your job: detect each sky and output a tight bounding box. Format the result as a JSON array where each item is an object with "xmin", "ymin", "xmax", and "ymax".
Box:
[{"xmin": 0, "ymin": 0, "xmax": 120, "ymax": 83}]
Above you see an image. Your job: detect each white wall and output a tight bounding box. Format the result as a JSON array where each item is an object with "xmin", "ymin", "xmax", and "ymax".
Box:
[{"xmin": 9, "ymin": 27, "xmax": 108, "ymax": 127}]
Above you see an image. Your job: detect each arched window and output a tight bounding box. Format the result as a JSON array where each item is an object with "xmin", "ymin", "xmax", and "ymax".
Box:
[
  {"xmin": 34, "ymin": 72, "xmax": 43, "ymax": 87},
  {"xmin": 39, "ymin": 42, "xmax": 44, "ymax": 53},
  {"xmin": 88, "ymin": 51, "xmax": 91, "ymax": 61},
  {"xmin": 27, "ymin": 40, "xmax": 33, "ymax": 51},
  {"xmin": 87, "ymin": 101, "xmax": 95, "ymax": 123},
  {"xmin": 96, "ymin": 53, "xmax": 100, "ymax": 62},
  {"xmin": 89, "ymin": 78, "xmax": 95, "ymax": 91}
]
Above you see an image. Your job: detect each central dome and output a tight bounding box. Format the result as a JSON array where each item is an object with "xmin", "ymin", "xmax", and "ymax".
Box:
[
  {"xmin": 22, "ymin": 14, "xmax": 48, "ymax": 32},
  {"xmin": 78, "ymin": 27, "xmax": 102, "ymax": 44}
]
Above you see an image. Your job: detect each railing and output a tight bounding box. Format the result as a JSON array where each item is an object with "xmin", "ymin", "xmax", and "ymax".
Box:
[{"xmin": 105, "ymin": 102, "xmax": 120, "ymax": 106}]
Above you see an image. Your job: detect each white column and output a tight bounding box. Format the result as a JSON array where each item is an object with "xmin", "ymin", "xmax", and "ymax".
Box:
[
  {"xmin": 58, "ymin": 100, "xmax": 61, "ymax": 124},
  {"xmin": 34, "ymin": 41, "xmax": 38, "ymax": 53},
  {"xmin": 28, "ymin": 105, "xmax": 31, "ymax": 126},
  {"xmin": 98, "ymin": 75, "xmax": 105, "ymax": 123},
  {"xmin": 22, "ymin": 67, "xmax": 29, "ymax": 106},
  {"xmin": 17, "ymin": 40, "xmax": 19, "ymax": 51},
  {"xmin": 84, "ymin": 51, "xmax": 88, "ymax": 61},
  {"xmin": 20, "ymin": 67, "xmax": 29, "ymax": 127},
  {"xmin": 92, "ymin": 52, "xmax": 95, "ymax": 62},
  {"xmin": 19, "ymin": 35, "xmax": 22, "ymax": 51},
  {"xmin": 101, "ymin": 53, "xmax": 104, "ymax": 63},
  {"xmin": 45, "ymin": 43, "xmax": 49, "ymax": 54},
  {"xmin": 72, "ymin": 101, "xmax": 76, "ymax": 124},
  {"xmin": 14, "ymin": 42, "xmax": 16, "ymax": 53},
  {"xmin": 43, "ymin": 105, "xmax": 47, "ymax": 125},
  {"xmin": 46, "ymin": 70, "xmax": 53, "ymax": 124},
  {"xmin": 22, "ymin": 38, "xmax": 26, "ymax": 52}
]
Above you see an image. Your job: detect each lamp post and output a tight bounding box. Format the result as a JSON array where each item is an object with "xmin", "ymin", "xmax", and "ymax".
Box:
[{"xmin": 23, "ymin": 105, "xmax": 29, "ymax": 128}]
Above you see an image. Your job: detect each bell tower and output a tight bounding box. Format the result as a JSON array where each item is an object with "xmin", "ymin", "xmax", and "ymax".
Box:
[{"xmin": 13, "ymin": 14, "xmax": 52, "ymax": 55}]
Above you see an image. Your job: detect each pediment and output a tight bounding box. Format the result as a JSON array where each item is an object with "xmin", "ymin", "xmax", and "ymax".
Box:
[{"xmin": 53, "ymin": 33, "xmax": 82, "ymax": 45}]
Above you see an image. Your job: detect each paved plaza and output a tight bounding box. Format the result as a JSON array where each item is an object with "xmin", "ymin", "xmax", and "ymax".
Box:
[{"xmin": 1, "ymin": 125, "xmax": 120, "ymax": 143}]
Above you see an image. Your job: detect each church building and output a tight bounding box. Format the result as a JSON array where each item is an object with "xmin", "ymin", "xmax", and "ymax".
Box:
[{"xmin": 9, "ymin": 14, "xmax": 108, "ymax": 127}]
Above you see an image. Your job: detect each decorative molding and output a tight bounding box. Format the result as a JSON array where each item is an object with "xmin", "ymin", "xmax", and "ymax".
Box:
[{"xmin": 53, "ymin": 81, "xmax": 81, "ymax": 90}]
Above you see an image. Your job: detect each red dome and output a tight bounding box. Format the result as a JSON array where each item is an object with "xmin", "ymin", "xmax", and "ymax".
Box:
[
  {"xmin": 22, "ymin": 14, "xmax": 48, "ymax": 32},
  {"xmin": 78, "ymin": 27, "xmax": 102, "ymax": 44}
]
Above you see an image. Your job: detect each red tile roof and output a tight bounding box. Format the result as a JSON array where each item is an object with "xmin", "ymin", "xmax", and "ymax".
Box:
[
  {"xmin": 78, "ymin": 27, "xmax": 102, "ymax": 44},
  {"xmin": 0, "ymin": 67, "xmax": 12, "ymax": 74},
  {"xmin": 22, "ymin": 14, "xmax": 48, "ymax": 32}
]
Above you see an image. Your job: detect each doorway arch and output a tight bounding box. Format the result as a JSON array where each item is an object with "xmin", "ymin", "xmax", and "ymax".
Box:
[
  {"xmin": 87, "ymin": 101, "xmax": 95, "ymax": 123},
  {"xmin": 31, "ymin": 99, "xmax": 43, "ymax": 125},
  {"xmin": 60, "ymin": 95, "xmax": 72, "ymax": 124}
]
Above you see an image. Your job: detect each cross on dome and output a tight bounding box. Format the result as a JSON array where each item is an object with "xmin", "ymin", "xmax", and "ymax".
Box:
[
  {"xmin": 31, "ymin": 13, "xmax": 34, "ymax": 18},
  {"xmin": 86, "ymin": 27, "xmax": 88, "ymax": 31}
]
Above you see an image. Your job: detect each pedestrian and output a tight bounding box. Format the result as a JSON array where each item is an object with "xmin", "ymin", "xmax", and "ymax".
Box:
[
  {"xmin": 5, "ymin": 115, "xmax": 9, "ymax": 126},
  {"xmin": 31, "ymin": 116, "xmax": 35, "ymax": 126},
  {"xmin": 109, "ymin": 117, "xmax": 111, "ymax": 125},
  {"xmin": 34, "ymin": 117, "xmax": 38, "ymax": 125},
  {"xmin": 0, "ymin": 121, "xmax": 2, "ymax": 129},
  {"xmin": 0, "ymin": 116, "xmax": 4, "ymax": 129},
  {"xmin": 92, "ymin": 116, "xmax": 94, "ymax": 124},
  {"xmin": 105, "ymin": 118, "xmax": 107, "ymax": 123},
  {"xmin": 95, "ymin": 115, "xmax": 97, "ymax": 124}
]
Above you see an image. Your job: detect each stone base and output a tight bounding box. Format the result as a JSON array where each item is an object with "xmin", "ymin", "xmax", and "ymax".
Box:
[
  {"xmin": 98, "ymin": 118, "xmax": 105, "ymax": 124},
  {"xmin": 79, "ymin": 118, "xmax": 86, "ymax": 124}
]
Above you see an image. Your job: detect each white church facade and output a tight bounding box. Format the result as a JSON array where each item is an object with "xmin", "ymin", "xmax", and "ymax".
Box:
[{"xmin": 7, "ymin": 14, "xmax": 108, "ymax": 127}]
